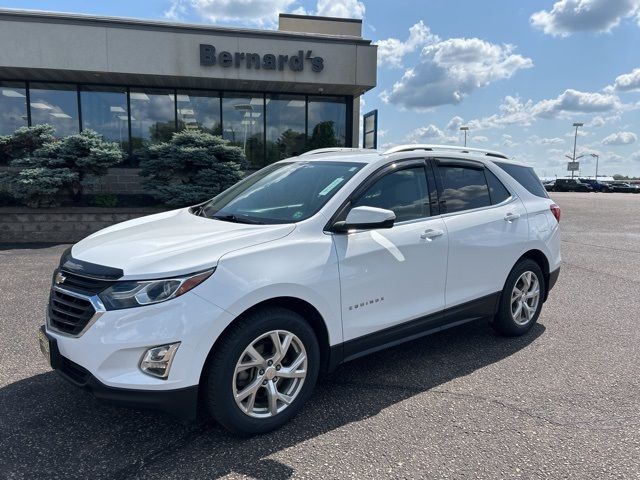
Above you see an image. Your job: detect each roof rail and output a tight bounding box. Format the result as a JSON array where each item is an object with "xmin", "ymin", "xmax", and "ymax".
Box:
[
  {"xmin": 383, "ymin": 144, "xmax": 509, "ymax": 160},
  {"xmin": 300, "ymin": 147, "xmax": 371, "ymax": 156}
]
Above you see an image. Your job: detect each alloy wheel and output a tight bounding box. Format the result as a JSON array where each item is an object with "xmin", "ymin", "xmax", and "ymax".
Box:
[
  {"xmin": 232, "ymin": 330, "xmax": 307, "ymax": 418},
  {"xmin": 510, "ymin": 271, "xmax": 540, "ymax": 326}
]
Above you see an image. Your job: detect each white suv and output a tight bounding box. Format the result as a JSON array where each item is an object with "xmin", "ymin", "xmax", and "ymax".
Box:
[{"xmin": 38, "ymin": 145, "xmax": 561, "ymax": 435}]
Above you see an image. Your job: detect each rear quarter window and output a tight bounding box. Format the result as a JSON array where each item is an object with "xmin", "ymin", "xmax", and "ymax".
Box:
[{"xmin": 494, "ymin": 162, "xmax": 548, "ymax": 198}]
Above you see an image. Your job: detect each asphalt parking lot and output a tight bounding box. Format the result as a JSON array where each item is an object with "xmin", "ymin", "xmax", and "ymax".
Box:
[{"xmin": 1, "ymin": 191, "xmax": 639, "ymax": 480}]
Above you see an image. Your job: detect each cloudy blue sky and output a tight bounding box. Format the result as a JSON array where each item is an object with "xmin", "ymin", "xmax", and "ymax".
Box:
[{"xmin": 3, "ymin": 0, "xmax": 640, "ymax": 176}]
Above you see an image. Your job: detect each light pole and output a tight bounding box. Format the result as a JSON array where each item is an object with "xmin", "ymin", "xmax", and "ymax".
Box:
[
  {"xmin": 590, "ymin": 153, "xmax": 599, "ymax": 179},
  {"xmin": 570, "ymin": 122, "xmax": 583, "ymax": 179},
  {"xmin": 460, "ymin": 126, "xmax": 469, "ymax": 147}
]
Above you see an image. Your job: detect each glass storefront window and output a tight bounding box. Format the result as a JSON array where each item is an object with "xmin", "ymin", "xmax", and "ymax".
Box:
[
  {"xmin": 307, "ymin": 96, "xmax": 347, "ymax": 151},
  {"xmin": 80, "ymin": 85, "xmax": 128, "ymax": 149},
  {"xmin": 129, "ymin": 88, "xmax": 175, "ymax": 150},
  {"xmin": 29, "ymin": 83, "xmax": 79, "ymax": 137},
  {"xmin": 222, "ymin": 93, "xmax": 264, "ymax": 168},
  {"xmin": 176, "ymin": 90, "xmax": 221, "ymax": 135},
  {"xmin": 265, "ymin": 94, "xmax": 306, "ymax": 163},
  {"xmin": 0, "ymin": 82, "xmax": 28, "ymax": 135}
]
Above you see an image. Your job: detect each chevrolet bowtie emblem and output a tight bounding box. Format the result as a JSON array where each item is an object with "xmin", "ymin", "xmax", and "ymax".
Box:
[{"xmin": 55, "ymin": 272, "xmax": 66, "ymax": 285}]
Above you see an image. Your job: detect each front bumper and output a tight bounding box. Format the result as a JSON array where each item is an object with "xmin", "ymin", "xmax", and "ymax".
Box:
[
  {"xmin": 42, "ymin": 289, "xmax": 235, "ymax": 418},
  {"xmin": 41, "ymin": 326, "xmax": 199, "ymax": 418}
]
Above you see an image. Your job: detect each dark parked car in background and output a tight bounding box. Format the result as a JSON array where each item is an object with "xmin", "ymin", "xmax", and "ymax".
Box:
[
  {"xmin": 579, "ymin": 179, "xmax": 610, "ymax": 192},
  {"xmin": 543, "ymin": 180, "xmax": 556, "ymax": 192},
  {"xmin": 553, "ymin": 178, "xmax": 593, "ymax": 192},
  {"xmin": 607, "ymin": 182, "xmax": 640, "ymax": 193}
]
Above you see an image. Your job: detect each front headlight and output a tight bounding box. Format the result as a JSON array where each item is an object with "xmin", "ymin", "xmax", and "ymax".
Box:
[{"xmin": 99, "ymin": 269, "xmax": 214, "ymax": 310}]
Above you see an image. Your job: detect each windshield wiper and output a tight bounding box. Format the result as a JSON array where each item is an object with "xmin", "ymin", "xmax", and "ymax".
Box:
[
  {"xmin": 211, "ymin": 214, "xmax": 265, "ymax": 225},
  {"xmin": 192, "ymin": 205, "xmax": 206, "ymax": 217}
]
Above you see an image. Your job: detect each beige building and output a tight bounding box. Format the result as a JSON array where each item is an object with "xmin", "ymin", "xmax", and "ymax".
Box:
[{"xmin": 0, "ymin": 10, "xmax": 377, "ymax": 167}]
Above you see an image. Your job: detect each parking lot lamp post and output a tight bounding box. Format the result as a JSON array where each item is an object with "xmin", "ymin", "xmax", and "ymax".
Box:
[
  {"xmin": 571, "ymin": 122, "xmax": 584, "ymax": 179},
  {"xmin": 590, "ymin": 153, "xmax": 599, "ymax": 179},
  {"xmin": 460, "ymin": 126, "xmax": 469, "ymax": 147}
]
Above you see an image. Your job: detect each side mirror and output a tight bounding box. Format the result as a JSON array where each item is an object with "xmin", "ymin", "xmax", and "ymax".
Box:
[{"xmin": 333, "ymin": 206, "xmax": 396, "ymax": 232}]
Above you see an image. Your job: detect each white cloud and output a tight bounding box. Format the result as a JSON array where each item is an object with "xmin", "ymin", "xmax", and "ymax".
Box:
[
  {"xmin": 316, "ymin": 0, "xmax": 365, "ymax": 18},
  {"xmin": 501, "ymin": 133, "xmax": 519, "ymax": 147},
  {"xmin": 164, "ymin": 0, "xmax": 365, "ymax": 27},
  {"xmin": 473, "ymin": 135, "xmax": 489, "ymax": 143},
  {"xmin": 564, "ymin": 129, "xmax": 589, "ymax": 137},
  {"xmin": 446, "ymin": 116, "xmax": 464, "ymax": 131},
  {"xmin": 531, "ymin": 0, "xmax": 640, "ymax": 37},
  {"xmin": 184, "ymin": 0, "xmax": 297, "ymax": 26},
  {"xmin": 164, "ymin": 0, "xmax": 188, "ymax": 20},
  {"xmin": 467, "ymin": 96, "xmax": 536, "ymax": 130},
  {"xmin": 381, "ymin": 38, "xmax": 532, "ymax": 110},
  {"xmin": 586, "ymin": 115, "xmax": 620, "ymax": 127},
  {"xmin": 601, "ymin": 131, "xmax": 637, "ymax": 145},
  {"xmin": 406, "ymin": 124, "xmax": 458, "ymax": 144},
  {"xmin": 528, "ymin": 135, "xmax": 565, "ymax": 145},
  {"xmin": 631, "ymin": 151, "xmax": 640, "ymax": 162},
  {"xmin": 376, "ymin": 21, "xmax": 439, "ymax": 68},
  {"xmin": 531, "ymin": 89, "xmax": 622, "ymax": 118},
  {"xmin": 611, "ymin": 67, "xmax": 640, "ymax": 92}
]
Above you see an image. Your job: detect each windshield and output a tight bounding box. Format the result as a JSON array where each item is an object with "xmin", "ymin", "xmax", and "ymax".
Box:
[{"xmin": 198, "ymin": 161, "xmax": 364, "ymax": 224}]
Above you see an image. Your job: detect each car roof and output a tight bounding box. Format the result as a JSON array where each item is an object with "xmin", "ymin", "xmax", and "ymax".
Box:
[{"xmin": 287, "ymin": 145, "xmax": 531, "ymax": 169}]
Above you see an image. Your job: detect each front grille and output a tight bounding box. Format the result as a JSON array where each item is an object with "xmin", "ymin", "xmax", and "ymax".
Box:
[
  {"xmin": 48, "ymin": 289, "xmax": 96, "ymax": 336},
  {"xmin": 57, "ymin": 270, "xmax": 114, "ymax": 296}
]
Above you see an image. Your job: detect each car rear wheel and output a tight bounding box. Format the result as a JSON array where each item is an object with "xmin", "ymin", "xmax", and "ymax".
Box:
[
  {"xmin": 203, "ymin": 307, "xmax": 319, "ymax": 435},
  {"xmin": 492, "ymin": 259, "xmax": 545, "ymax": 336}
]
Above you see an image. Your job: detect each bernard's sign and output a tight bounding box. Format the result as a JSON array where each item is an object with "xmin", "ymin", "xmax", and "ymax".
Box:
[{"xmin": 199, "ymin": 44, "xmax": 324, "ymax": 73}]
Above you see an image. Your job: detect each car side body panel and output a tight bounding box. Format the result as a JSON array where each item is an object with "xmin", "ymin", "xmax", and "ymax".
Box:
[{"xmin": 193, "ymin": 220, "xmax": 344, "ymax": 346}]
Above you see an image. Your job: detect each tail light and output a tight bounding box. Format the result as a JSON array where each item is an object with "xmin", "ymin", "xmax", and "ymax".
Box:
[{"xmin": 550, "ymin": 204, "xmax": 561, "ymax": 223}]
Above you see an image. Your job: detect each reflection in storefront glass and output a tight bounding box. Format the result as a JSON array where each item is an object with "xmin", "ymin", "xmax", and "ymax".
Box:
[
  {"xmin": 129, "ymin": 88, "xmax": 176, "ymax": 151},
  {"xmin": 29, "ymin": 83, "xmax": 79, "ymax": 137},
  {"xmin": 80, "ymin": 85, "xmax": 128, "ymax": 150},
  {"xmin": 307, "ymin": 96, "xmax": 347, "ymax": 151},
  {"xmin": 222, "ymin": 94, "xmax": 264, "ymax": 168},
  {"xmin": 0, "ymin": 84, "xmax": 349, "ymax": 167},
  {"xmin": 266, "ymin": 94, "xmax": 306, "ymax": 163},
  {"xmin": 0, "ymin": 82, "xmax": 28, "ymax": 135},
  {"xmin": 176, "ymin": 90, "xmax": 221, "ymax": 135}
]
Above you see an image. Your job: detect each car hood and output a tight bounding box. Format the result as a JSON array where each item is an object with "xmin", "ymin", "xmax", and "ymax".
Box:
[{"xmin": 72, "ymin": 208, "xmax": 296, "ymax": 279}]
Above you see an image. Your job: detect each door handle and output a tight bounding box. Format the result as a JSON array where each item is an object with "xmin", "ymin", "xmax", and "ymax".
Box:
[
  {"xmin": 504, "ymin": 212, "xmax": 521, "ymax": 222},
  {"xmin": 420, "ymin": 228, "xmax": 444, "ymax": 240}
]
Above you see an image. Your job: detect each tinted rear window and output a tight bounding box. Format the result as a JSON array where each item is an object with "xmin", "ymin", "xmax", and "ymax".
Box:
[
  {"xmin": 437, "ymin": 165, "xmax": 491, "ymax": 213},
  {"xmin": 485, "ymin": 169, "xmax": 511, "ymax": 204},
  {"xmin": 495, "ymin": 162, "xmax": 548, "ymax": 198}
]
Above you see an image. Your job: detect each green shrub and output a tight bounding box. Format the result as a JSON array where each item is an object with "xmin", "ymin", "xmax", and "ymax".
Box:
[
  {"xmin": 139, "ymin": 129, "xmax": 246, "ymax": 207},
  {"xmin": 0, "ymin": 124, "xmax": 55, "ymax": 165},
  {"xmin": 89, "ymin": 194, "xmax": 119, "ymax": 208},
  {"xmin": 1, "ymin": 129, "xmax": 123, "ymax": 207}
]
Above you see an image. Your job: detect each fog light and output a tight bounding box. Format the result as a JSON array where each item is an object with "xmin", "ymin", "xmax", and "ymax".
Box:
[{"xmin": 140, "ymin": 342, "xmax": 180, "ymax": 379}]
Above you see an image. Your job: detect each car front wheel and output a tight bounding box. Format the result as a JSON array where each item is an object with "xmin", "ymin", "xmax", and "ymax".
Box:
[{"xmin": 203, "ymin": 307, "xmax": 319, "ymax": 435}]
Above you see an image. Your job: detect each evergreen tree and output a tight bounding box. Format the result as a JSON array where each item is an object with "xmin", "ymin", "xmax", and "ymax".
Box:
[
  {"xmin": 139, "ymin": 129, "xmax": 246, "ymax": 207},
  {"xmin": 1, "ymin": 129, "xmax": 123, "ymax": 207},
  {"xmin": 0, "ymin": 124, "xmax": 55, "ymax": 165}
]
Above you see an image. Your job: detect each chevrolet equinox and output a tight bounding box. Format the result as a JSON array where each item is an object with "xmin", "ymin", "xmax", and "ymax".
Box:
[{"xmin": 38, "ymin": 144, "xmax": 561, "ymax": 435}]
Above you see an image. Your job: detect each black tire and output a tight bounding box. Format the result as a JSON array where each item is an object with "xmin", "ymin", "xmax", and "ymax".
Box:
[
  {"xmin": 203, "ymin": 307, "xmax": 319, "ymax": 436},
  {"xmin": 492, "ymin": 259, "xmax": 545, "ymax": 337}
]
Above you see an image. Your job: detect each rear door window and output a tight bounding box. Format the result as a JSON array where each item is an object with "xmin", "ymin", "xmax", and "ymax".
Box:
[
  {"xmin": 495, "ymin": 162, "xmax": 548, "ymax": 198},
  {"xmin": 437, "ymin": 165, "xmax": 491, "ymax": 213}
]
